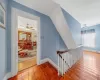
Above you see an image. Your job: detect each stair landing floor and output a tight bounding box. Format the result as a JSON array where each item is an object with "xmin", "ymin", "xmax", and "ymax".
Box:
[{"xmin": 8, "ymin": 51, "xmax": 100, "ymax": 80}]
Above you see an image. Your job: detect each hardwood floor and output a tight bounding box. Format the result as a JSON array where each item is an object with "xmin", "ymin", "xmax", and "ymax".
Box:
[
  {"xmin": 8, "ymin": 62, "xmax": 61, "ymax": 80},
  {"xmin": 8, "ymin": 51, "xmax": 100, "ymax": 80},
  {"xmin": 61, "ymin": 51, "xmax": 100, "ymax": 80},
  {"xmin": 18, "ymin": 56, "xmax": 37, "ymax": 71}
]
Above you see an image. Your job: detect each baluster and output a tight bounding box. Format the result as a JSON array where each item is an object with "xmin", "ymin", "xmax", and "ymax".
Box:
[
  {"xmin": 76, "ymin": 49, "xmax": 78, "ymax": 61},
  {"xmin": 64, "ymin": 53, "xmax": 66, "ymax": 74},
  {"xmin": 58, "ymin": 54, "xmax": 60, "ymax": 75},
  {"xmin": 63, "ymin": 54, "xmax": 65, "ymax": 75},
  {"xmin": 66, "ymin": 53, "xmax": 68, "ymax": 72},
  {"xmin": 63, "ymin": 58, "xmax": 65, "ymax": 74},
  {"xmin": 68, "ymin": 53, "xmax": 71, "ymax": 68},
  {"xmin": 67, "ymin": 53, "xmax": 71, "ymax": 68},
  {"xmin": 64, "ymin": 53, "xmax": 67, "ymax": 74},
  {"xmin": 72, "ymin": 52, "xmax": 75, "ymax": 65},
  {"xmin": 70, "ymin": 53, "xmax": 72, "ymax": 67},
  {"xmin": 59, "ymin": 54, "xmax": 62, "ymax": 75},
  {"xmin": 61, "ymin": 54, "xmax": 64, "ymax": 76}
]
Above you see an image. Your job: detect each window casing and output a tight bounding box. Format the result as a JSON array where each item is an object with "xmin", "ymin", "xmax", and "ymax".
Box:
[{"xmin": 82, "ymin": 32, "xmax": 96, "ymax": 48}]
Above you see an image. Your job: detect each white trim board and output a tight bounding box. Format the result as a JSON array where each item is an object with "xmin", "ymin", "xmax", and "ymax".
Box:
[
  {"xmin": 84, "ymin": 49, "xmax": 100, "ymax": 53},
  {"xmin": 11, "ymin": 8, "xmax": 41, "ymax": 77},
  {"xmin": 40, "ymin": 58, "xmax": 58, "ymax": 70},
  {"xmin": 3, "ymin": 72, "xmax": 12, "ymax": 80}
]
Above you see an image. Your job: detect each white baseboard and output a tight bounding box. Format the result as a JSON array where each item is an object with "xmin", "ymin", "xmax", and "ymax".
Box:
[
  {"xmin": 40, "ymin": 58, "xmax": 58, "ymax": 70},
  {"xmin": 84, "ymin": 49, "xmax": 100, "ymax": 53},
  {"xmin": 3, "ymin": 72, "xmax": 12, "ymax": 80},
  {"xmin": 3, "ymin": 58, "xmax": 58, "ymax": 80}
]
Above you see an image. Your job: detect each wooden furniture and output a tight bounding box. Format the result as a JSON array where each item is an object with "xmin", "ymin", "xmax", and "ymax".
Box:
[
  {"xmin": 18, "ymin": 31, "xmax": 33, "ymax": 50},
  {"xmin": 18, "ymin": 51, "xmax": 28, "ymax": 58}
]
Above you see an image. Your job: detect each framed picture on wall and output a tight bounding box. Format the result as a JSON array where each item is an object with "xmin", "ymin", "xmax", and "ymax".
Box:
[{"xmin": 0, "ymin": 3, "xmax": 5, "ymax": 29}]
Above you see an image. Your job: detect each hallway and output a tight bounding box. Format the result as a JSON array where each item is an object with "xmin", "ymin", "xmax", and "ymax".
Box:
[{"xmin": 9, "ymin": 51, "xmax": 100, "ymax": 80}]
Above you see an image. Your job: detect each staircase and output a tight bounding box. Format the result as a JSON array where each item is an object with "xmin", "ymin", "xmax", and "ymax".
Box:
[{"xmin": 49, "ymin": 6, "xmax": 83, "ymax": 76}]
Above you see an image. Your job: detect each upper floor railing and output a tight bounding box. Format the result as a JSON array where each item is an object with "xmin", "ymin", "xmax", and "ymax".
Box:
[{"xmin": 57, "ymin": 46, "xmax": 83, "ymax": 76}]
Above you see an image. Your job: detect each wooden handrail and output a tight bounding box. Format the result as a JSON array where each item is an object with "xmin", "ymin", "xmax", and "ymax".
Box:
[
  {"xmin": 57, "ymin": 45, "xmax": 83, "ymax": 54},
  {"xmin": 57, "ymin": 50, "xmax": 69, "ymax": 54}
]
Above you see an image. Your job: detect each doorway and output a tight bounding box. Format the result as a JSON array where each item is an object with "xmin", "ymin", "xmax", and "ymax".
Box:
[
  {"xmin": 18, "ymin": 16, "xmax": 38, "ymax": 71},
  {"xmin": 11, "ymin": 8, "xmax": 41, "ymax": 76}
]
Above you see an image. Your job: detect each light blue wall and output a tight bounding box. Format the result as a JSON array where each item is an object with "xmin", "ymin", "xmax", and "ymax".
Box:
[
  {"xmin": 6, "ymin": 0, "xmax": 12, "ymax": 73},
  {"xmin": 0, "ymin": 0, "xmax": 7, "ymax": 79},
  {"xmin": 0, "ymin": 29, "xmax": 6, "ymax": 79},
  {"xmin": 62, "ymin": 9, "xmax": 82, "ymax": 46},
  {"xmin": 6, "ymin": 0, "xmax": 82, "ymax": 76},
  {"xmin": 6, "ymin": 0, "xmax": 64, "ymax": 73},
  {"xmin": 82, "ymin": 24, "xmax": 100, "ymax": 51}
]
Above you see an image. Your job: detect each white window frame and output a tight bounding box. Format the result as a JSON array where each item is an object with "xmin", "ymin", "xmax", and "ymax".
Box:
[{"xmin": 82, "ymin": 32, "xmax": 96, "ymax": 48}]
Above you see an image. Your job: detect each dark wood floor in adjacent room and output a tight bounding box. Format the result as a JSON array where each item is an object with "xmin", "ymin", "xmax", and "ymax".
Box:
[{"xmin": 8, "ymin": 51, "xmax": 100, "ymax": 80}]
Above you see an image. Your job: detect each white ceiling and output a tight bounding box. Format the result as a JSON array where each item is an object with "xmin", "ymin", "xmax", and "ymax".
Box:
[
  {"xmin": 14, "ymin": 0, "xmax": 100, "ymax": 26},
  {"xmin": 18, "ymin": 16, "xmax": 37, "ymax": 30},
  {"xmin": 14, "ymin": 0, "xmax": 59, "ymax": 16},
  {"xmin": 53, "ymin": 0, "xmax": 100, "ymax": 26}
]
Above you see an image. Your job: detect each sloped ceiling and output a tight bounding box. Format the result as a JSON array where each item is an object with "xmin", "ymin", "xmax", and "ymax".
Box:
[
  {"xmin": 53, "ymin": 0, "xmax": 100, "ymax": 26},
  {"xmin": 13, "ymin": 0, "xmax": 59, "ymax": 16},
  {"xmin": 14, "ymin": 0, "xmax": 100, "ymax": 26}
]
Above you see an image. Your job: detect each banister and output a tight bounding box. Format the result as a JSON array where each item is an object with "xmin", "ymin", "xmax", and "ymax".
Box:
[
  {"xmin": 57, "ymin": 50, "xmax": 69, "ymax": 54},
  {"xmin": 57, "ymin": 45, "xmax": 82, "ymax": 54}
]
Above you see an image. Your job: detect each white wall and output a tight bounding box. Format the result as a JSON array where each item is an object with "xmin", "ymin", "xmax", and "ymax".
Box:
[{"xmin": 50, "ymin": 7, "xmax": 77, "ymax": 49}]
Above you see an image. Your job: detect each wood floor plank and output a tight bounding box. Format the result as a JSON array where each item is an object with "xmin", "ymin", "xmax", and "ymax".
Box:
[{"xmin": 8, "ymin": 51, "xmax": 100, "ymax": 80}]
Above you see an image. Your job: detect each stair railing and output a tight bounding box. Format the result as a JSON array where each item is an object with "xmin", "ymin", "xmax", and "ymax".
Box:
[{"xmin": 57, "ymin": 46, "xmax": 83, "ymax": 76}]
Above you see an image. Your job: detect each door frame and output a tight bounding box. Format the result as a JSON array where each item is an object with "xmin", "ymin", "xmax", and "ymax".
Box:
[{"xmin": 11, "ymin": 8, "xmax": 41, "ymax": 77}]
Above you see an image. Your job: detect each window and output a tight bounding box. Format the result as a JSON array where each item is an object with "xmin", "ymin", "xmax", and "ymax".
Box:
[{"xmin": 82, "ymin": 33, "xmax": 96, "ymax": 48}]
